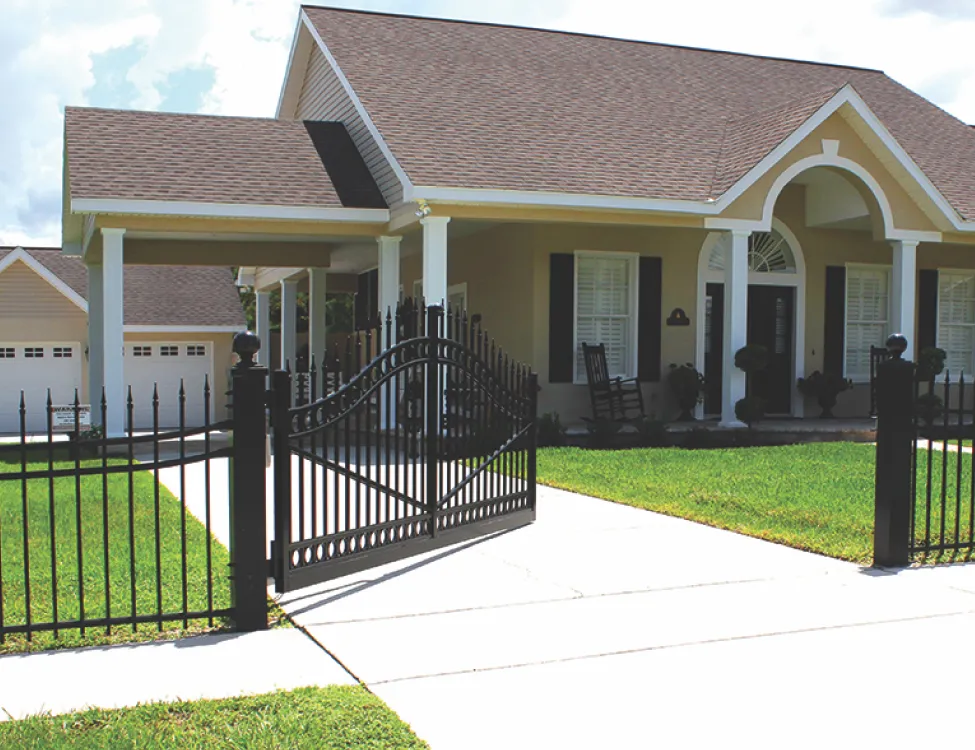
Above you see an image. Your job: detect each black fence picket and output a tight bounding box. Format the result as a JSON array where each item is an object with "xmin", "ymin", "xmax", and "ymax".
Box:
[
  {"xmin": 0, "ymin": 374, "xmax": 238, "ymax": 646},
  {"xmin": 875, "ymin": 335, "xmax": 975, "ymax": 564},
  {"xmin": 270, "ymin": 298, "xmax": 538, "ymax": 594}
]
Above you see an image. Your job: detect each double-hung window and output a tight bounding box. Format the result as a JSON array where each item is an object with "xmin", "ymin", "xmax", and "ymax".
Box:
[
  {"xmin": 938, "ymin": 271, "xmax": 975, "ymax": 376},
  {"xmin": 845, "ymin": 266, "xmax": 890, "ymax": 381},
  {"xmin": 574, "ymin": 252, "xmax": 638, "ymax": 382}
]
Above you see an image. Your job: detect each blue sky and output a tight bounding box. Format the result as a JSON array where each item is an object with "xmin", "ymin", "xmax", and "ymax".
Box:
[{"xmin": 2, "ymin": 0, "xmax": 974, "ymax": 247}]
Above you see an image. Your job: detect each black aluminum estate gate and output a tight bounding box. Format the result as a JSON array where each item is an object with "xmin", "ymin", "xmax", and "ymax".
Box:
[{"xmin": 269, "ymin": 302, "xmax": 537, "ymax": 593}]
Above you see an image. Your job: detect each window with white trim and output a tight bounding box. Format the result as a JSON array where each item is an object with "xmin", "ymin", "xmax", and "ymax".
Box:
[
  {"xmin": 53, "ymin": 347, "xmax": 72, "ymax": 358},
  {"xmin": 160, "ymin": 346, "xmax": 178, "ymax": 357},
  {"xmin": 187, "ymin": 345, "xmax": 206, "ymax": 357},
  {"xmin": 0, "ymin": 348, "xmax": 14, "ymax": 359},
  {"xmin": 133, "ymin": 346, "xmax": 152, "ymax": 357},
  {"xmin": 938, "ymin": 271, "xmax": 975, "ymax": 376},
  {"xmin": 845, "ymin": 266, "xmax": 890, "ymax": 381},
  {"xmin": 24, "ymin": 347, "xmax": 44, "ymax": 358},
  {"xmin": 574, "ymin": 253, "xmax": 637, "ymax": 382}
]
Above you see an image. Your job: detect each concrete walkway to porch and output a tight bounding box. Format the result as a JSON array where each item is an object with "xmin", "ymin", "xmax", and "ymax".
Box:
[{"xmin": 276, "ymin": 485, "xmax": 975, "ymax": 750}]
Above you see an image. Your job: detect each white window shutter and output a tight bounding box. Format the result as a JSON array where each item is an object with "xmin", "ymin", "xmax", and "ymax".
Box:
[{"xmin": 845, "ymin": 267, "xmax": 890, "ymax": 380}]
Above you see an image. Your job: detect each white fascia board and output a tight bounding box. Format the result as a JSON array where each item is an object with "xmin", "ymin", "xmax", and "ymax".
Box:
[
  {"xmin": 299, "ymin": 9, "xmax": 416, "ymax": 202},
  {"xmin": 123, "ymin": 325, "xmax": 243, "ymax": 334},
  {"xmin": 0, "ymin": 248, "xmax": 88, "ymax": 312},
  {"xmin": 275, "ymin": 16, "xmax": 308, "ymax": 119},
  {"xmin": 236, "ymin": 267, "xmax": 257, "ymax": 287},
  {"xmin": 411, "ymin": 186, "xmax": 717, "ymax": 215},
  {"xmin": 70, "ymin": 198, "xmax": 389, "ymax": 224}
]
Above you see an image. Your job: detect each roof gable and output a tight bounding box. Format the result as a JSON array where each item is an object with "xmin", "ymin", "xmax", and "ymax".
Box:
[
  {"xmin": 0, "ymin": 248, "xmax": 88, "ymax": 312},
  {"xmin": 0, "ymin": 248, "xmax": 246, "ymax": 328},
  {"xmin": 302, "ymin": 6, "xmax": 975, "ymax": 223}
]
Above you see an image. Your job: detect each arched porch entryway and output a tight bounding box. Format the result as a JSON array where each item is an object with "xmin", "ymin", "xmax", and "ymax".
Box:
[{"xmin": 695, "ymin": 219, "xmax": 806, "ymax": 418}]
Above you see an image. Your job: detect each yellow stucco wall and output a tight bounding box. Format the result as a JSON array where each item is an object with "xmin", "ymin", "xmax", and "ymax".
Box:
[{"xmin": 414, "ymin": 182, "xmax": 975, "ymax": 424}]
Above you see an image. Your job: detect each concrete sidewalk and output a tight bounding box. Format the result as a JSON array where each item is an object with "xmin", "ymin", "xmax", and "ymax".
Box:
[
  {"xmin": 277, "ymin": 486, "xmax": 975, "ymax": 750},
  {"xmin": 0, "ymin": 629, "xmax": 355, "ymax": 721}
]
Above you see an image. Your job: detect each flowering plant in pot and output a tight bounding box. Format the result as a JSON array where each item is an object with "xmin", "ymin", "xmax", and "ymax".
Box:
[
  {"xmin": 797, "ymin": 371, "xmax": 853, "ymax": 418},
  {"xmin": 667, "ymin": 363, "xmax": 705, "ymax": 421}
]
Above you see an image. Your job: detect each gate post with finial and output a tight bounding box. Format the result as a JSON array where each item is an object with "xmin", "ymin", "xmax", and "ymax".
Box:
[
  {"xmin": 229, "ymin": 330, "xmax": 269, "ymax": 630},
  {"xmin": 874, "ymin": 333, "xmax": 915, "ymax": 567}
]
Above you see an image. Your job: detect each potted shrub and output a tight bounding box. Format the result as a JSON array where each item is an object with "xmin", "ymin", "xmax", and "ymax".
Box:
[
  {"xmin": 586, "ymin": 418, "xmax": 623, "ymax": 448},
  {"xmin": 537, "ymin": 412, "xmax": 567, "ymax": 447},
  {"xmin": 734, "ymin": 344, "xmax": 769, "ymax": 376},
  {"xmin": 915, "ymin": 346, "xmax": 947, "ymax": 382},
  {"xmin": 667, "ymin": 363, "xmax": 706, "ymax": 421},
  {"xmin": 797, "ymin": 371, "xmax": 853, "ymax": 418},
  {"xmin": 635, "ymin": 416, "xmax": 670, "ymax": 447},
  {"xmin": 734, "ymin": 395, "xmax": 767, "ymax": 428},
  {"xmin": 734, "ymin": 344, "xmax": 769, "ymax": 427},
  {"xmin": 916, "ymin": 392, "xmax": 944, "ymax": 426}
]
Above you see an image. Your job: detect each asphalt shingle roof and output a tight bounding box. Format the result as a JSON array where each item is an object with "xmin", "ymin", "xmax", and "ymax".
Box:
[
  {"xmin": 304, "ymin": 6, "xmax": 975, "ymax": 219},
  {"xmin": 0, "ymin": 247, "xmax": 246, "ymax": 328},
  {"xmin": 64, "ymin": 108, "xmax": 385, "ymax": 209}
]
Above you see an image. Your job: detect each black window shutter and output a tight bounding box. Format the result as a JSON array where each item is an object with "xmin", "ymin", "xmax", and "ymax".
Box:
[
  {"xmin": 824, "ymin": 266, "xmax": 846, "ymax": 376},
  {"xmin": 368, "ymin": 268, "xmax": 379, "ymax": 320},
  {"xmin": 354, "ymin": 272, "xmax": 369, "ymax": 331},
  {"xmin": 918, "ymin": 269, "xmax": 938, "ymax": 352},
  {"xmin": 638, "ymin": 257, "xmax": 662, "ymax": 382},
  {"xmin": 549, "ymin": 254, "xmax": 575, "ymax": 383}
]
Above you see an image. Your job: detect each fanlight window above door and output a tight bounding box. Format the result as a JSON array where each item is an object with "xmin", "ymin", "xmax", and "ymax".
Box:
[{"xmin": 708, "ymin": 230, "xmax": 797, "ymax": 274}]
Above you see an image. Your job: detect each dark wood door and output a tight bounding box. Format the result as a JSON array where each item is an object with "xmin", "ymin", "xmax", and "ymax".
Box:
[
  {"xmin": 704, "ymin": 283, "xmax": 724, "ymax": 415},
  {"xmin": 747, "ymin": 286, "xmax": 794, "ymax": 414}
]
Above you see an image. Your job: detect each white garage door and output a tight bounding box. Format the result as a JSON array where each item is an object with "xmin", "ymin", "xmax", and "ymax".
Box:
[
  {"xmin": 0, "ymin": 343, "xmax": 83, "ymax": 434},
  {"xmin": 125, "ymin": 343, "xmax": 213, "ymax": 429}
]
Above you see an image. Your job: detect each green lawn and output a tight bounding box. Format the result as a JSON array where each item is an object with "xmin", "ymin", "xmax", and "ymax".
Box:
[
  {"xmin": 0, "ymin": 686, "xmax": 429, "ymax": 749},
  {"xmin": 538, "ymin": 442, "xmax": 974, "ymax": 564},
  {"xmin": 0, "ymin": 459, "xmax": 231, "ymax": 653}
]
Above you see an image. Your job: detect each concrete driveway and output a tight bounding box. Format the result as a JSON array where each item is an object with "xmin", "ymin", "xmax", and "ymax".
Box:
[{"xmin": 275, "ymin": 486, "xmax": 975, "ymax": 749}]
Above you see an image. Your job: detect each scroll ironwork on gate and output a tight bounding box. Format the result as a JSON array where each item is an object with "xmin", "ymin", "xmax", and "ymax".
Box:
[{"xmin": 269, "ymin": 301, "xmax": 538, "ymax": 593}]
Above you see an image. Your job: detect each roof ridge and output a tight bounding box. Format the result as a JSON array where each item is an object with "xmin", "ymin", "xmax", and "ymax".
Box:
[
  {"xmin": 63, "ymin": 106, "xmax": 309, "ymax": 124},
  {"xmin": 301, "ymin": 4, "xmax": 885, "ymax": 75}
]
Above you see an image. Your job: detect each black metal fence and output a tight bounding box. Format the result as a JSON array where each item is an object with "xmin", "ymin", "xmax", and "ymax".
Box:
[
  {"xmin": 874, "ymin": 337, "xmax": 975, "ymax": 565},
  {"xmin": 910, "ymin": 370, "xmax": 975, "ymax": 559},
  {"xmin": 0, "ymin": 365, "xmax": 269, "ymax": 648},
  {"xmin": 271, "ymin": 301, "xmax": 538, "ymax": 593}
]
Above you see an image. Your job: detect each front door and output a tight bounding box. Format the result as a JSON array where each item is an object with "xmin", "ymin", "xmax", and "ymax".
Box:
[
  {"xmin": 747, "ymin": 286, "xmax": 794, "ymax": 414},
  {"xmin": 703, "ymin": 285, "xmax": 794, "ymax": 416}
]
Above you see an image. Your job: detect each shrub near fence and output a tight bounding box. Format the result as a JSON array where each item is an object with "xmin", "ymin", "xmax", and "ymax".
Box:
[{"xmin": 0, "ymin": 382, "xmax": 234, "ymax": 651}]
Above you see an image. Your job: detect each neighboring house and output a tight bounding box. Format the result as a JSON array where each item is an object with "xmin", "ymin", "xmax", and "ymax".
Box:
[
  {"xmin": 60, "ymin": 6, "xmax": 975, "ymax": 429},
  {"xmin": 0, "ymin": 247, "xmax": 244, "ymax": 432}
]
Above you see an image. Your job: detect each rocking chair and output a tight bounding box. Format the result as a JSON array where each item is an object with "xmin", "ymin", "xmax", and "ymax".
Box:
[{"xmin": 581, "ymin": 343, "xmax": 646, "ymax": 423}]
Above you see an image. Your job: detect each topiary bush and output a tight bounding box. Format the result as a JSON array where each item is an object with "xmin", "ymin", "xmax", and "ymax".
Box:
[{"xmin": 735, "ymin": 395, "xmax": 767, "ymax": 427}]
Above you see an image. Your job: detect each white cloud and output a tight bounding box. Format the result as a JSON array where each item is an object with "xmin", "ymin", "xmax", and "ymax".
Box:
[{"xmin": 2, "ymin": 0, "xmax": 974, "ymax": 246}]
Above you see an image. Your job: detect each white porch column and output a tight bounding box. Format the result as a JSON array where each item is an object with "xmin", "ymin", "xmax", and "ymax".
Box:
[
  {"xmin": 721, "ymin": 229, "xmax": 750, "ymax": 427},
  {"xmin": 101, "ymin": 228, "xmax": 125, "ymax": 436},
  {"xmin": 378, "ymin": 236, "xmax": 402, "ymax": 339},
  {"xmin": 421, "ymin": 217, "xmax": 450, "ymax": 307},
  {"xmin": 280, "ymin": 278, "xmax": 298, "ymax": 371},
  {"xmin": 86, "ymin": 264, "xmax": 104, "ymax": 412},
  {"xmin": 377, "ymin": 236, "xmax": 402, "ymax": 429},
  {"xmin": 891, "ymin": 240, "xmax": 918, "ymax": 361},
  {"xmin": 308, "ymin": 268, "xmax": 328, "ymax": 368},
  {"xmin": 255, "ymin": 291, "xmax": 271, "ymax": 367}
]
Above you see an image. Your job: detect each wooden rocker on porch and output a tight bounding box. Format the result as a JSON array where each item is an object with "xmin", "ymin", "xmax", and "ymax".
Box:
[{"xmin": 581, "ymin": 343, "xmax": 646, "ymax": 423}]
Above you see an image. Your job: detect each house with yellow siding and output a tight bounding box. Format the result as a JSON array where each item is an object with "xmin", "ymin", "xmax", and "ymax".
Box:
[{"xmin": 60, "ymin": 6, "xmax": 975, "ymax": 430}]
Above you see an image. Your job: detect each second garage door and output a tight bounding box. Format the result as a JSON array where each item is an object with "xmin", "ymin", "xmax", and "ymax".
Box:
[{"xmin": 125, "ymin": 342, "xmax": 213, "ymax": 429}]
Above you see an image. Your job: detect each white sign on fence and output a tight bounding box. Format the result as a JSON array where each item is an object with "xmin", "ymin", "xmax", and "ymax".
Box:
[{"xmin": 51, "ymin": 405, "xmax": 92, "ymax": 432}]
